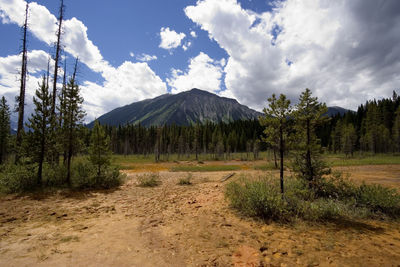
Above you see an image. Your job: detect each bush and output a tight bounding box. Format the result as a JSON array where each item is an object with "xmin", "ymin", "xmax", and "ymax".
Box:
[
  {"xmin": 42, "ymin": 163, "xmax": 67, "ymax": 186},
  {"xmin": 137, "ymin": 173, "xmax": 161, "ymax": 187},
  {"xmin": 315, "ymin": 171, "xmax": 358, "ymax": 200},
  {"xmin": 225, "ymin": 174, "xmax": 400, "ymax": 222},
  {"xmin": 71, "ymin": 160, "xmax": 123, "ymax": 189},
  {"xmin": 0, "ymin": 164, "xmax": 37, "ymax": 193},
  {"xmin": 225, "ymin": 176, "xmax": 291, "ymax": 221},
  {"xmin": 178, "ymin": 174, "xmax": 192, "ymax": 185},
  {"xmin": 356, "ymin": 183, "xmax": 400, "ymax": 217}
]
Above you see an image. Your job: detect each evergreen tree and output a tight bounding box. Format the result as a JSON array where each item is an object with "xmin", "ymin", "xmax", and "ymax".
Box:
[
  {"xmin": 330, "ymin": 121, "xmax": 342, "ymax": 153},
  {"xmin": 259, "ymin": 93, "xmax": 292, "ymax": 195},
  {"xmin": 26, "ymin": 76, "xmax": 55, "ymax": 184},
  {"xmin": 341, "ymin": 124, "xmax": 357, "ymax": 157},
  {"xmin": 0, "ymin": 96, "xmax": 11, "ymax": 164},
  {"xmin": 61, "ymin": 75, "xmax": 86, "ymax": 185},
  {"xmin": 393, "ymin": 106, "xmax": 400, "ymax": 152},
  {"xmin": 89, "ymin": 120, "xmax": 111, "ymax": 177},
  {"xmin": 292, "ymin": 89, "xmax": 330, "ymax": 189}
]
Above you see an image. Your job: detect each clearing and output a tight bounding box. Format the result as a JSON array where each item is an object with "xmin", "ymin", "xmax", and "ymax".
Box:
[{"xmin": 1, "ymin": 162, "xmax": 400, "ymax": 266}]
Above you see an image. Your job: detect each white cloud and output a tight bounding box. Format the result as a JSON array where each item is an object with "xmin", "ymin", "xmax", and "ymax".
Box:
[
  {"xmin": 190, "ymin": 31, "xmax": 197, "ymax": 38},
  {"xmin": 129, "ymin": 52, "xmax": 134, "ymax": 58},
  {"xmin": 159, "ymin": 27, "xmax": 186, "ymax": 50},
  {"xmin": 0, "ymin": 50, "xmax": 56, "ymax": 128},
  {"xmin": 182, "ymin": 41, "xmax": 192, "ymax": 51},
  {"xmin": 136, "ymin": 53, "xmax": 157, "ymax": 62},
  {"xmin": 185, "ymin": 0, "xmax": 400, "ymax": 110},
  {"xmin": 167, "ymin": 52, "xmax": 224, "ymax": 94},
  {"xmin": 82, "ymin": 62, "xmax": 167, "ymax": 120},
  {"xmin": 0, "ymin": 0, "xmax": 168, "ymax": 121}
]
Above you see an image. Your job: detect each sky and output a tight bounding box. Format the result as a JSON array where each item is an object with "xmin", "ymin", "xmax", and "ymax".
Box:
[{"xmin": 0, "ymin": 0, "xmax": 400, "ymax": 125}]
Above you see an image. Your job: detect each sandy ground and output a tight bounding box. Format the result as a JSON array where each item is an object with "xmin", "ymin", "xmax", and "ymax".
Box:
[{"xmin": 1, "ymin": 165, "xmax": 400, "ymax": 266}]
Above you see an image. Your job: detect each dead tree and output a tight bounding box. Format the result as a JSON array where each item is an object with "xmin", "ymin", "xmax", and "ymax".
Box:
[
  {"xmin": 51, "ymin": 0, "xmax": 65, "ymax": 117},
  {"xmin": 15, "ymin": 3, "xmax": 29, "ymax": 163}
]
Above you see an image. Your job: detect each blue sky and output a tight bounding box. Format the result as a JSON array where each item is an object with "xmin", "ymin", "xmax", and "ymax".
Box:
[{"xmin": 1, "ymin": 0, "xmax": 400, "ymax": 123}]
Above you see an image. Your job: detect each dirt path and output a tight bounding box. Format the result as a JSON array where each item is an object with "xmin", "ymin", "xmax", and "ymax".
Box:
[{"xmin": 1, "ymin": 167, "xmax": 400, "ymax": 266}]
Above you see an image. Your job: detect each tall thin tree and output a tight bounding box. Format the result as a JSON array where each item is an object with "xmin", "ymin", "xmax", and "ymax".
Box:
[
  {"xmin": 26, "ymin": 76, "xmax": 54, "ymax": 185},
  {"xmin": 61, "ymin": 59, "xmax": 85, "ymax": 185},
  {"xmin": 51, "ymin": 0, "xmax": 65, "ymax": 117},
  {"xmin": 259, "ymin": 94, "xmax": 292, "ymax": 195},
  {"xmin": 0, "ymin": 97, "xmax": 11, "ymax": 164},
  {"xmin": 292, "ymin": 89, "xmax": 330, "ymax": 189},
  {"xmin": 15, "ymin": 3, "xmax": 29, "ymax": 163}
]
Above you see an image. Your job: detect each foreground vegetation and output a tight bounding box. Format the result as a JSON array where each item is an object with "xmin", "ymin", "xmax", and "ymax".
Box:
[{"xmin": 226, "ymin": 173, "xmax": 400, "ymax": 222}]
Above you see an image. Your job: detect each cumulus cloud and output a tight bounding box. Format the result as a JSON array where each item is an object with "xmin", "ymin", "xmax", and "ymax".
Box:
[
  {"xmin": 0, "ymin": 50, "xmax": 55, "ymax": 129},
  {"xmin": 159, "ymin": 27, "xmax": 186, "ymax": 50},
  {"xmin": 82, "ymin": 61, "xmax": 167, "ymax": 120},
  {"xmin": 0, "ymin": 0, "xmax": 167, "ymax": 121},
  {"xmin": 185, "ymin": 0, "xmax": 400, "ymax": 110},
  {"xmin": 136, "ymin": 53, "xmax": 158, "ymax": 62},
  {"xmin": 129, "ymin": 52, "xmax": 134, "ymax": 58},
  {"xmin": 190, "ymin": 31, "xmax": 197, "ymax": 38},
  {"xmin": 167, "ymin": 52, "xmax": 224, "ymax": 94}
]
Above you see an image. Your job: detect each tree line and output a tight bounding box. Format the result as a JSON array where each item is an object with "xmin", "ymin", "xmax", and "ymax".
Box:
[
  {"xmin": 319, "ymin": 91, "xmax": 400, "ymax": 156},
  {"xmin": 102, "ymin": 119, "xmax": 265, "ymax": 161}
]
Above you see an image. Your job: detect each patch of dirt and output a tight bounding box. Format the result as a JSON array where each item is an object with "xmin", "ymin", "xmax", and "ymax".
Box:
[
  {"xmin": 1, "ymin": 165, "xmax": 400, "ymax": 266},
  {"xmin": 333, "ymin": 165, "xmax": 400, "ymax": 188}
]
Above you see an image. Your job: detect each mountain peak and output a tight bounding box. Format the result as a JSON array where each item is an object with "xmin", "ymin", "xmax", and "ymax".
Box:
[{"xmin": 89, "ymin": 89, "xmax": 261, "ymax": 127}]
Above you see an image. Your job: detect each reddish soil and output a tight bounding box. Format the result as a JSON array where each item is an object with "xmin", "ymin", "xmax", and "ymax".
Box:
[{"xmin": 0, "ymin": 166, "xmax": 400, "ymax": 266}]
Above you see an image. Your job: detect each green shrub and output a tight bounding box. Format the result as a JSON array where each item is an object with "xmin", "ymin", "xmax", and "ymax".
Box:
[
  {"xmin": 301, "ymin": 199, "xmax": 349, "ymax": 221},
  {"xmin": 71, "ymin": 160, "xmax": 123, "ymax": 189},
  {"xmin": 0, "ymin": 164, "xmax": 37, "ymax": 193},
  {"xmin": 137, "ymin": 173, "xmax": 161, "ymax": 187},
  {"xmin": 356, "ymin": 183, "xmax": 400, "ymax": 217},
  {"xmin": 225, "ymin": 176, "xmax": 291, "ymax": 221},
  {"xmin": 177, "ymin": 174, "xmax": 192, "ymax": 185},
  {"xmin": 225, "ymin": 174, "xmax": 400, "ymax": 222},
  {"xmin": 42, "ymin": 163, "xmax": 67, "ymax": 186},
  {"xmin": 315, "ymin": 171, "xmax": 358, "ymax": 200}
]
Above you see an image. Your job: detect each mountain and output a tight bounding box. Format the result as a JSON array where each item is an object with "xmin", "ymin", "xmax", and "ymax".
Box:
[
  {"xmin": 325, "ymin": 106, "xmax": 352, "ymax": 117},
  {"xmin": 88, "ymin": 88, "xmax": 263, "ymax": 127}
]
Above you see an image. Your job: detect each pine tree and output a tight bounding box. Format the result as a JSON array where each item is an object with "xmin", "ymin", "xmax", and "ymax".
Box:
[
  {"xmin": 89, "ymin": 120, "xmax": 111, "ymax": 177},
  {"xmin": 26, "ymin": 76, "xmax": 55, "ymax": 184},
  {"xmin": 341, "ymin": 124, "xmax": 357, "ymax": 157},
  {"xmin": 292, "ymin": 89, "xmax": 330, "ymax": 189},
  {"xmin": 61, "ymin": 73, "xmax": 86, "ymax": 185},
  {"xmin": 0, "ymin": 96, "xmax": 11, "ymax": 164},
  {"xmin": 259, "ymin": 93, "xmax": 292, "ymax": 195},
  {"xmin": 393, "ymin": 106, "xmax": 400, "ymax": 152}
]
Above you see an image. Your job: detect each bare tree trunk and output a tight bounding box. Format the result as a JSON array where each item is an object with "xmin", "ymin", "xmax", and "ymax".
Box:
[
  {"xmin": 51, "ymin": 0, "xmax": 64, "ymax": 117},
  {"xmin": 305, "ymin": 119, "xmax": 313, "ymax": 188},
  {"xmin": 59, "ymin": 59, "xmax": 66, "ymax": 127},
  {"xmin": 279, "ymin": 126, "xmax": 284, "ymax": 195},
  {"xmin": 15, "ymin": 3, "xmax": 29, "ymax": 164}
]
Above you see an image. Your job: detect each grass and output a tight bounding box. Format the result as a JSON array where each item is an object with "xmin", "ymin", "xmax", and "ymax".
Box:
[
  {"xmin": 253, "ymin": 161, "xmax": 277, "ymax": 171},
  {"xmin": 177, "ymin": 174, "xmax": 193, "ymax": 185},
  {"xmin": 325, "ymin": 153, "xmax": 400, "ymax": 167},
  {"xmin": 112, "ymin": 151, "xmax": 400, "ymax": 171},
  {"xmin": 137, "ymin": 173, "xmax": 161, "ymax": 187},
  {"xmin": 111, "ymin": 152, "xmax": 270, "ymax": 165},
  {"xmin": 171, "ymin": 165, "xmax": 241, "ymax": 172}
]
